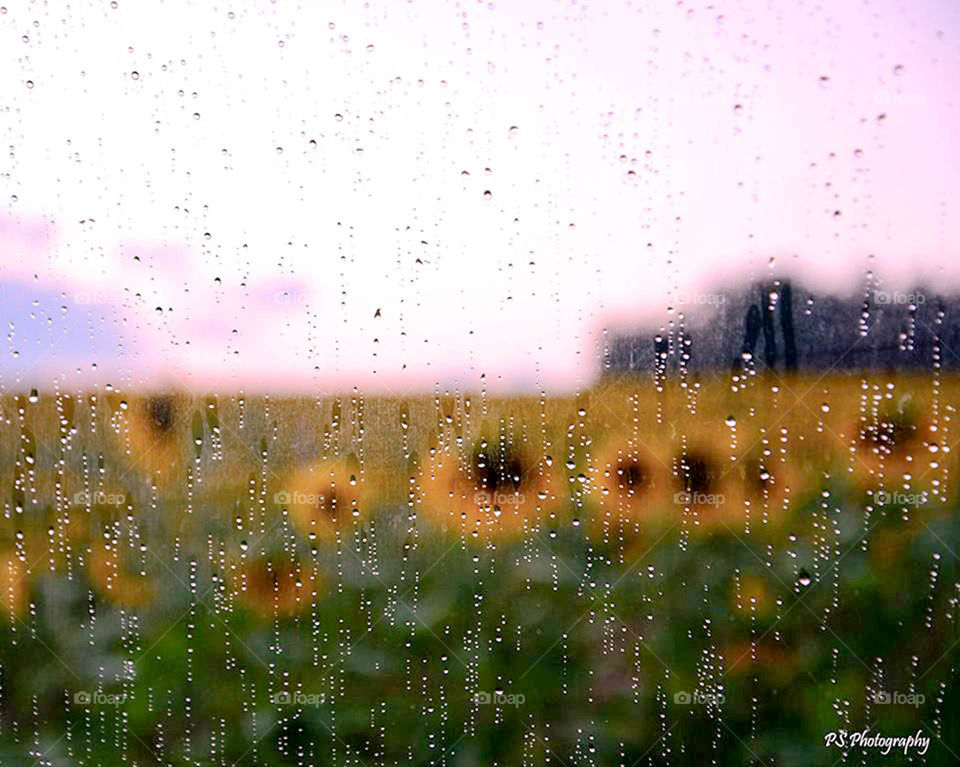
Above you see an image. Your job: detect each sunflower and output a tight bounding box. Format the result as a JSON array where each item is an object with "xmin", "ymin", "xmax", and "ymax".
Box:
[
  {"xmin": 739, "ymin": 455, "xmax": 787, "ymax": 502},
  {"xmin": 230, "ymin": 557, "xmax": 322, "ymax": 618},
  {"xmin": 854, "ymin": 408, "xmax": 922, "ymax": 474},
  {"xmin": 0, "ymin": 550, "xmax": 28, "ymax": 620},
  {"xmin": 668, "ymin": 438, "xmax": 748, "ymax": 535},
  {"xmin": 420, "ymin": 437, "xmax": 556, "ymax": 543},
  {"xmin": 850, "ymin": 409, "xmax": 950, "ymax": 505},
  {"xmin": 725, "ymin": 446, "xmax": 813, "ymax": 533},
  {"xmin": 113, "ymin": 394, "xmax": 189, "ymax": 487},
  {"xmin": 584, "ymin": 440, "xmax": 673, "ymax": 544},
  {"xmin": 280, "ymin": 459, "xmax": 370, "ymax": 543},
  {"xmin": 87, "ymin": 542, "xmax": 152, "ymax": 608}
]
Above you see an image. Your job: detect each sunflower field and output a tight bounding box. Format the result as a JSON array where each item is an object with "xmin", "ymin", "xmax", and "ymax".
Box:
[{"xmin": 0, "ymin": 372, "xmax": 958, "ymax": 765}]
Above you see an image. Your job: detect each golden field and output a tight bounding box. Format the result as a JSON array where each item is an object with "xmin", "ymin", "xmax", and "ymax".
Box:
[{"xmin": 0, "ymin": 371, "xmax": 954, "ymax": 616}]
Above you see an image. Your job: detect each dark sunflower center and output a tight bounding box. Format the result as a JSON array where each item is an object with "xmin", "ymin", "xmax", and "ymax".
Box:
[
  {"xmin": 616, "ymin": 460, "xmax": 646, "ymax": 493},
  {"xmin": 860, "ymin": 416, "xmax": 916, "ymax": 453},
  {"xmin": 678, "ymin": 452, "xmax": 714, "ymax": 494},
  {"xmin": 473, "ymin": 447, "xmax": 526, "ymax": 493},
  {"xmin": 269, "ymin": 565, "xmax": 296, "ymax": 586},
  {"xmin": 244, "ymin": 565, "xmax": 274, "ymax": 597},
  {"xmin": 747, "ymin": 460, "xmax": 771, "ymax": 492},
  {"xmin": 147, "ymin": 396, "xmax": 175, "ymax": 433},
  {"xmin": 249, "ymin": 562, "xmax": 287, "ymax": 587},
  {"xmin": 313, "ymin": 489, "xmax": 342, "ymax": 519}
]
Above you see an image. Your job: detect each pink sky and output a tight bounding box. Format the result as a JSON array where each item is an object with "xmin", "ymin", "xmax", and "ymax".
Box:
[{"xmin": 1, "ymin": 0, "xmax": 958, "ymax": 394}]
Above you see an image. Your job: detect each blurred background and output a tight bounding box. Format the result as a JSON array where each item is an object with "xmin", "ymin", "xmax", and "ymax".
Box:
[
  {"xmin": 0, "ymin": 0, "xmax": 959, "ymax": 392},
  {"xmin": 1, "ymin": 1, "xmax": 959, "ymax": 765}
]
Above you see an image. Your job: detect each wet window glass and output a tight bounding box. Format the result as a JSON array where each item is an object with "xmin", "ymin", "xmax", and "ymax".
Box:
[{"xmin": 0, "ymin": 1, "xmax": 958, "ymax": 765}]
